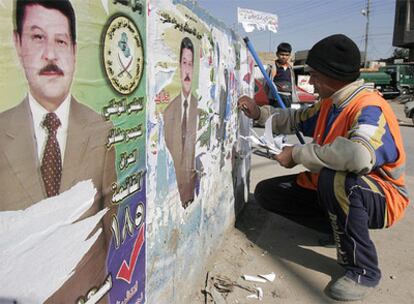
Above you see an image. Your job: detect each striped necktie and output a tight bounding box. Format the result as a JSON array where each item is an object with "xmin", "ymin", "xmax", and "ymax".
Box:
[{"xmin": 41, "ymin": 112, "xmax": 62, "ymax": 197}]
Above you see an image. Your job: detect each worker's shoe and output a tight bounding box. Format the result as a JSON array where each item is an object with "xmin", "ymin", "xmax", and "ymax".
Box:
[{"xmin": 329, "ymin": 276, "xmax": 375, "ymax": 301}]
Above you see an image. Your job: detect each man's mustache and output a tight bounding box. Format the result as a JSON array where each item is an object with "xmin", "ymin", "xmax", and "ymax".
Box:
[
  {"xmin": 184, "ymin": 75, "xmax": 191, "ymax": 81},
  {"xmin": 39, "ymin": 64, "xmax": 64, "ymax": 76}
]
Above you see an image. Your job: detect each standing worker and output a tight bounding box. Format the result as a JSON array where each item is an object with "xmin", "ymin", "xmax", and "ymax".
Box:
[
  {"xmin": 238, "ymin": 34, "xmax": 409, "ymax": 301},
  {"xmin": 265, "ymin": 42, "xmax": 297, "ymax": 108}
]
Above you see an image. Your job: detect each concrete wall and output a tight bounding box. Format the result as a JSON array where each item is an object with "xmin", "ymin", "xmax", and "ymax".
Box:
[{"xmin": 145, "ymin": 0, "xmax": 253, "ymax": 302}]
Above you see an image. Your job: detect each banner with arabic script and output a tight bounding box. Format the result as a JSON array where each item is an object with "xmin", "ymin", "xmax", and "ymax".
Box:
[
  {"xmin": 0, "ymin": 1, "xmax": 146, "ymax": 303},
  {"xmin": 237, "ymin": 7, "xmax": 278, "ymax": 33}
]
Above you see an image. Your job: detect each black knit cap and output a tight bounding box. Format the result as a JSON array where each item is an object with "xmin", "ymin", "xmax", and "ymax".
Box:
[{"xmin": 306, "ymin": 34, "xmax": 361, "ymax": 82}]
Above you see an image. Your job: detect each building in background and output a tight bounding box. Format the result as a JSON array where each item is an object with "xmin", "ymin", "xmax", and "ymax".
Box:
[{"xmin": 393, "ymin": 0, "xmax": 414, "ymax": 61}]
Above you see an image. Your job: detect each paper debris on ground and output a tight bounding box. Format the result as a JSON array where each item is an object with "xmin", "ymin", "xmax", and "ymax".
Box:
[
  {"xmin": 258, "ymin": 272, "xmax": 276, "ymax": 282},
  {"xmin": 242, "ymin": 274, "xmax": 267, "ymax": 283},
  {"xmin": 246, "ymin": 287, "xmax": 263, "ymax": 300},
  {"xmin": 203, "ymin": 272, "xmax": 257, "ymax": 303}
]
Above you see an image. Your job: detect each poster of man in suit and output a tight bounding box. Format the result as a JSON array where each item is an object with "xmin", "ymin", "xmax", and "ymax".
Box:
[
  {"xmin": 163, "ymin": 37, "xmax": 198, "ymax": 209},
  {"xmin": 0, "ymin": 1, "xmax": 117, "ymax": 302}
]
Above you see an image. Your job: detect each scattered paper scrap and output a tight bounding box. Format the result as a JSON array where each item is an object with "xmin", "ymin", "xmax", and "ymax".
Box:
[
  {"xmin": 247, "ymin": 293, "xmax": 256, "ymax": 299},
  {"xmin": 242, "ymin": 274, "xmax": 267, "ymax": 283},
  {"xmin": 204, "ymin": 272, "xmax": 260, "ymax": 303},
  {"xmin": 258, "ymin": 272, "xmax": 276, "ymax": 282},
  {"xmin": 258, "ymin": 287, "xmax": 263, "ymax": 300},
  {"xmin": 246, "ymin": 287, "xmax": 263, "ymax": 301}
]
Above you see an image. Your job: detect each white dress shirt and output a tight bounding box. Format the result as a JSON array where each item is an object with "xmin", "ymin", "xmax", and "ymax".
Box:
[{"xmin": 28, "ymin": 93, "xmax": 70, "ymax": 163}]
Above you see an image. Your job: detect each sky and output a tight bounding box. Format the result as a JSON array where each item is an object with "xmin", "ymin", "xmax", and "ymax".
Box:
[{"xmin": 197, "ymin": 0, "xmax": 397, "ymax": 61}]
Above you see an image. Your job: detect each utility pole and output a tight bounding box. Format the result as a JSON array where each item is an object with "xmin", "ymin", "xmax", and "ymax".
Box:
[{"xmin": 362, "ymin": 0, "xmax": 371, "ymax": 68}]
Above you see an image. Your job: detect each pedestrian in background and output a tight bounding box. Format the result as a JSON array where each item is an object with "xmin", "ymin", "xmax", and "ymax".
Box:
[{"xmin": 265, "ymin": 42, "xmax": 297, "ymax": 108}]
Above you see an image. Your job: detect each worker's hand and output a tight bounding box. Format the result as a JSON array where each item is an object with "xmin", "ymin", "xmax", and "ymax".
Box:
[
  {"xmin": 238, "ymin": 95, "xmax": 260, "ymax": 120},
  {"xmin": 273, "ymin": 146, "xmax": 296, "ymax": 168}
]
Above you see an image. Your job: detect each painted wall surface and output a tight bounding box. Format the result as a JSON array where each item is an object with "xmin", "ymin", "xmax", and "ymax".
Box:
[
  {"xmin": 0, "ymin": 1, "xmax": 146, "ymax": 303},
  {"xmin": 146, "ymin": 0, "xmax": 253, "ymax": 302}
]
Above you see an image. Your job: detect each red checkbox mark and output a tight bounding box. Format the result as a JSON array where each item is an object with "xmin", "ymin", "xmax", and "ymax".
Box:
[{"xmin": 116, "ymin": 224, "xmax": 145, "ymax": 284}]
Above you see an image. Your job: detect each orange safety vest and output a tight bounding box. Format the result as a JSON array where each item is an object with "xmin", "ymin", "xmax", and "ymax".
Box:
[{"xmin": 296, "ymin": 90, "xmax": 409, "ymax": 226}]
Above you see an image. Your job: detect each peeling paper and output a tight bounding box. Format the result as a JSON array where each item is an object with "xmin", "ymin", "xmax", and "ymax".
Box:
[
  {"xmin": 154, "ymin": 67, "xmax": 176, "ymax": 95},
  {"xmin": 0, "ymin": 180, "xmax": 106, "ymax": 303},
  {"xmin": 264, "ymin": 113, "xmax": 290, "ymax": 153},
  {"xmin": 239, "ymin": 158, "xmax": 249, "ymax": 202},
  {"xmin": 100, "ymin": 0, "xmax": 109, "ymax": 15},
  {"xmin": 0, "ymin": 180, "xmax": 96, "ymax": 250},
  {"xmin": 240, "ymin": 117, "xmax": 291, "ymax": 156}
]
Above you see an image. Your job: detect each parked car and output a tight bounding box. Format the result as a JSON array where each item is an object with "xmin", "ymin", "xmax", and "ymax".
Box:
[
  {"xmin": 404, "ymin": 99, "xmax": 414, "ymax": 124},
  {"xmin": 254, "ymin": 78, "xmax": 317, "ymax": 109}
]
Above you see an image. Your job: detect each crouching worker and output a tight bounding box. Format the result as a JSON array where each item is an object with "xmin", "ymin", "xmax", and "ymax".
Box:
[{"xmin": 238, "ymin": 34, "xmax": 409, "ymax": 301}]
